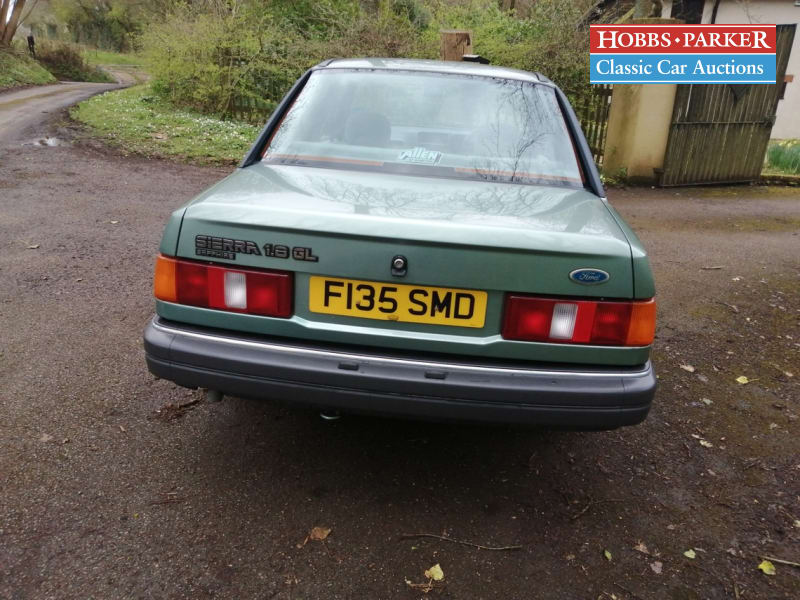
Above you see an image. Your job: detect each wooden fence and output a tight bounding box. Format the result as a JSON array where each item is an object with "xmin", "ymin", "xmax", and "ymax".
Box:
[
  {"xmin": 575, "ymin": 84, "xmax": 613, "ymax": 166},
  {"xmin": 226, "ymin": 95, "xmax": 277, "ymax": 125},
  {"xmin": 659, "ymin": 24, "xmax": 796, "ymax": 186}
]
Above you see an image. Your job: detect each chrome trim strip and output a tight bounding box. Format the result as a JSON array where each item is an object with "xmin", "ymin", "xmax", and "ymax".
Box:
[{"xmin": 152, "ymin": 319, "xmax": 650, "ymax": 379}]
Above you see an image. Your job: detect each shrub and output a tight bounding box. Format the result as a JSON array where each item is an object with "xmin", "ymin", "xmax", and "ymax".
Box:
[
  {"xmin": 37, "ymin": 41, "xmax": 115, "ymax": 83},
  {"xmin": 426, "ymin": 0, "xmax": 593, "ymax": 103},
  {"xmin": 139, "ymin": 0, "xmax": 595, "ymax": 119},
  {"xmin": 141, "ymin": 1, "xmax": 433, "ymax": 120},
  {"xmin": 141, "ymin": 8, "xmax": 301, "ymax": 118}
]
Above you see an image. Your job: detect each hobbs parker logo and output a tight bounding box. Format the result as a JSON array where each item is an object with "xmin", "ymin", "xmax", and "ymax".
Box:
[{"xmin": 590, "ymin": 24, "xmax": 776, "ymax": 84}]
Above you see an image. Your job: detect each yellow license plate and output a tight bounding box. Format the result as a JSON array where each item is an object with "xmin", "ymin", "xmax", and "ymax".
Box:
[{"xmin": 308, "ymin": 276, "xmax": 487, "ymax": 328}]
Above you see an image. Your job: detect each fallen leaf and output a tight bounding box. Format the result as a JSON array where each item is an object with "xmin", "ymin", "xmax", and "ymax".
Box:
[
  {"xmin": 39, "ymin": 433, "xmax": 53, "ymax": 443},
  {"xmin": 698, "ymin": 439, "xmax": 713, "ymax": 448},
  {"xmin": 604, "ymin": 549, "xmax": 612, "ymax": 561},
  {"xmin": 680, "ymin": 364, "xmax": 696, "ymax": 373},
  {"xmin": 757, "ymin": 560, "xmax": 776, "ymax": 575},
  {"xmin": 793, "ymin": 520, "xmax": 800, "ymax": 529},
  {"xmin": 27, "ymin": 244, "xmax": 40, "ymax": 249},
  {"xmin": 769, "ymin": 423, "xmax": 779, "ymax": 430},
  {"xmin": 683, "ymin": 549, "xmax": 696, "ymax": 559},
  {"xmin": 633, "ymin": 542, "xmax": 650, "ymax": 555},
  {"xmin": 701, "ymin": 398, "xmax": 713, "ymax": 406},
  {"xmin": 650, "ymin": 561, "xmax": 663, "ymax": 574},
  {"xmin": 424, "ymin": 563, "xmax": 444, "ymax": 581},
  {"xmin": 735, "ymin": 376, "xmax": 750, "ymax": 384},
  {"xmin": 309, "ymin": 526, "xmax": 331, "ymax": 541}
]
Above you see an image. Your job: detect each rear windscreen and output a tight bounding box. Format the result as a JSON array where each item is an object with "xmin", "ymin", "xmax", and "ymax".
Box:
[{"xmin": 262, "ymin": 69, "xmax": 583, "ymax": 188}]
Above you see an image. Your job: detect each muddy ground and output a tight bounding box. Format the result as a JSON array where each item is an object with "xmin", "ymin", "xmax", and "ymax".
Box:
[{"xmin": 0, "ymin": 110, "xmax": 798, "ymax": 599}]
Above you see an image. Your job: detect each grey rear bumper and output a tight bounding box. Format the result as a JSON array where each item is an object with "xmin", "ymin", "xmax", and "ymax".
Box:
[{"xmin": 144, "ymin": 317, "xmax": 656, "ymax": 429}]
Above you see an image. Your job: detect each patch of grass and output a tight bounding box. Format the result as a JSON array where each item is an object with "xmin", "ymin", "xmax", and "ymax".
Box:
[
  {"xmin": 0, "ymin": 49, "xmax": 56, "ymax": 90},
  {"xmin": 81, "ymin": 47, "xmax": 143, "ymax": 67},
  {"xmin": 71, "ymin": 85, "xmax": 260, "ymax": 164},
  {"xmin": 599, "ymin": 167, "xmax": 628, "ymax": 186},
  {"xmin": 765, "ymin": 139, "xmax": 800, "ymax": 175}
]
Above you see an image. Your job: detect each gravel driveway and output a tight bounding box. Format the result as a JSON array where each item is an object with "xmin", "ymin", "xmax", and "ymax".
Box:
[{"xmin": 1, "ymin": 106, "xmax": 798, "ymax": 599}]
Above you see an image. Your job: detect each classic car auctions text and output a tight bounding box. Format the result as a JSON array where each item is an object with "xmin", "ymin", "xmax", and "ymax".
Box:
[{"xmin": 590, "ymin": 24, "xmax": 776, "ymax": 84}]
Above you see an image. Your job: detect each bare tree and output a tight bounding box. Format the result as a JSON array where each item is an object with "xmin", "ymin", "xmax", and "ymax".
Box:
[{"xmin": 1, "ymin": 0, "xmax": 41, "ymax": 46}]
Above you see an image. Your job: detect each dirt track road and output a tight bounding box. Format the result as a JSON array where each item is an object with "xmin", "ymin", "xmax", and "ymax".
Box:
[
  {"xmin": 0, "ymin": 82, "xmax": 119, "ymax": 145},
  {"xmin": 0, "ymin": 97, "xmax": 798, "ymax": 599}
]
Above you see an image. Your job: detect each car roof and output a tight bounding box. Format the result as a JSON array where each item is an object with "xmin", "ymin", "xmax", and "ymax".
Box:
[{"xmin": 315, "ymin": 58, "xmax": 552, "ymax": 86}]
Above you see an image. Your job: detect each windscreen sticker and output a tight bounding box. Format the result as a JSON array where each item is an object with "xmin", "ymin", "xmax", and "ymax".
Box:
[{"xmin": 397, "ymin": 147, "xmax": 442, "ymax": 166}]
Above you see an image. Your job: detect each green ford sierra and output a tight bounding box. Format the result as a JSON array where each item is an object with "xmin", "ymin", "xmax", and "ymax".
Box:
[{"xmin": 144, "ymin": 58, "xmax": 657, "ymax": 429}]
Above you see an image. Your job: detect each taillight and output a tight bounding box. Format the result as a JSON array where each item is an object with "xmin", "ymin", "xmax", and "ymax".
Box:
[
  {"xmin": 154, "ymin": 255, "xmax": 293, "ymax": 318},
  {"xmin": 502, "ymin": 295, "xmax": 655, "ymax": 346}
]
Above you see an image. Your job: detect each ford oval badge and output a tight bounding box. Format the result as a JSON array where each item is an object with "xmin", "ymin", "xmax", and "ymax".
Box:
[{"xmin": 569, "ymin": 268, "xmax": 610, "ymax": 285}]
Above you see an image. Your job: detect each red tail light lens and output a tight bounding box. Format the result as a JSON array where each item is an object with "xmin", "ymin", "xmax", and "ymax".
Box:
[
  {"xmin": 154, "ymin": 255, "xmax": 292, "ymax": 318},
  {"xmin": 176, "ymin": 260, "xmax": 209, "ymax": 307},
  {"xmin": 591, "ymin": 302, "xmax": 632, "ymax": 345},
  {"xmin": 502, "ymin": 295, "xmax": 655, "ymax": 346}
]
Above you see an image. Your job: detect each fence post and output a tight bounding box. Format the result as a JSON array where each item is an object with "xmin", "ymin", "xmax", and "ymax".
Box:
[{"xmin": 440, "ymin": 30, "xmax": 472, "ymax": 61}]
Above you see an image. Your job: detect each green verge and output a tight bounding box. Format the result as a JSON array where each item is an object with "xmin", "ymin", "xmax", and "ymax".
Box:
[
  {"xmin": 70, "ymin": 85, "xmax": 261, "ymax": 164},
  {"xmin": 764, "ymin": 139, "xmax": 800, "ymax": 175},
  {"xmin": 81, "ymin": 47, "xmax": 144, "ymax": 67},
  {"xmin": 0, "ymin": 49, "xmax": 56, "ymax": 90}
]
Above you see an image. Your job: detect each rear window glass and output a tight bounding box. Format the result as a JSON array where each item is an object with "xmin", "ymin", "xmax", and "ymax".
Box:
[{"xmin": 262, "ymin": 69, "xmax": 583, "ymax": 188}]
